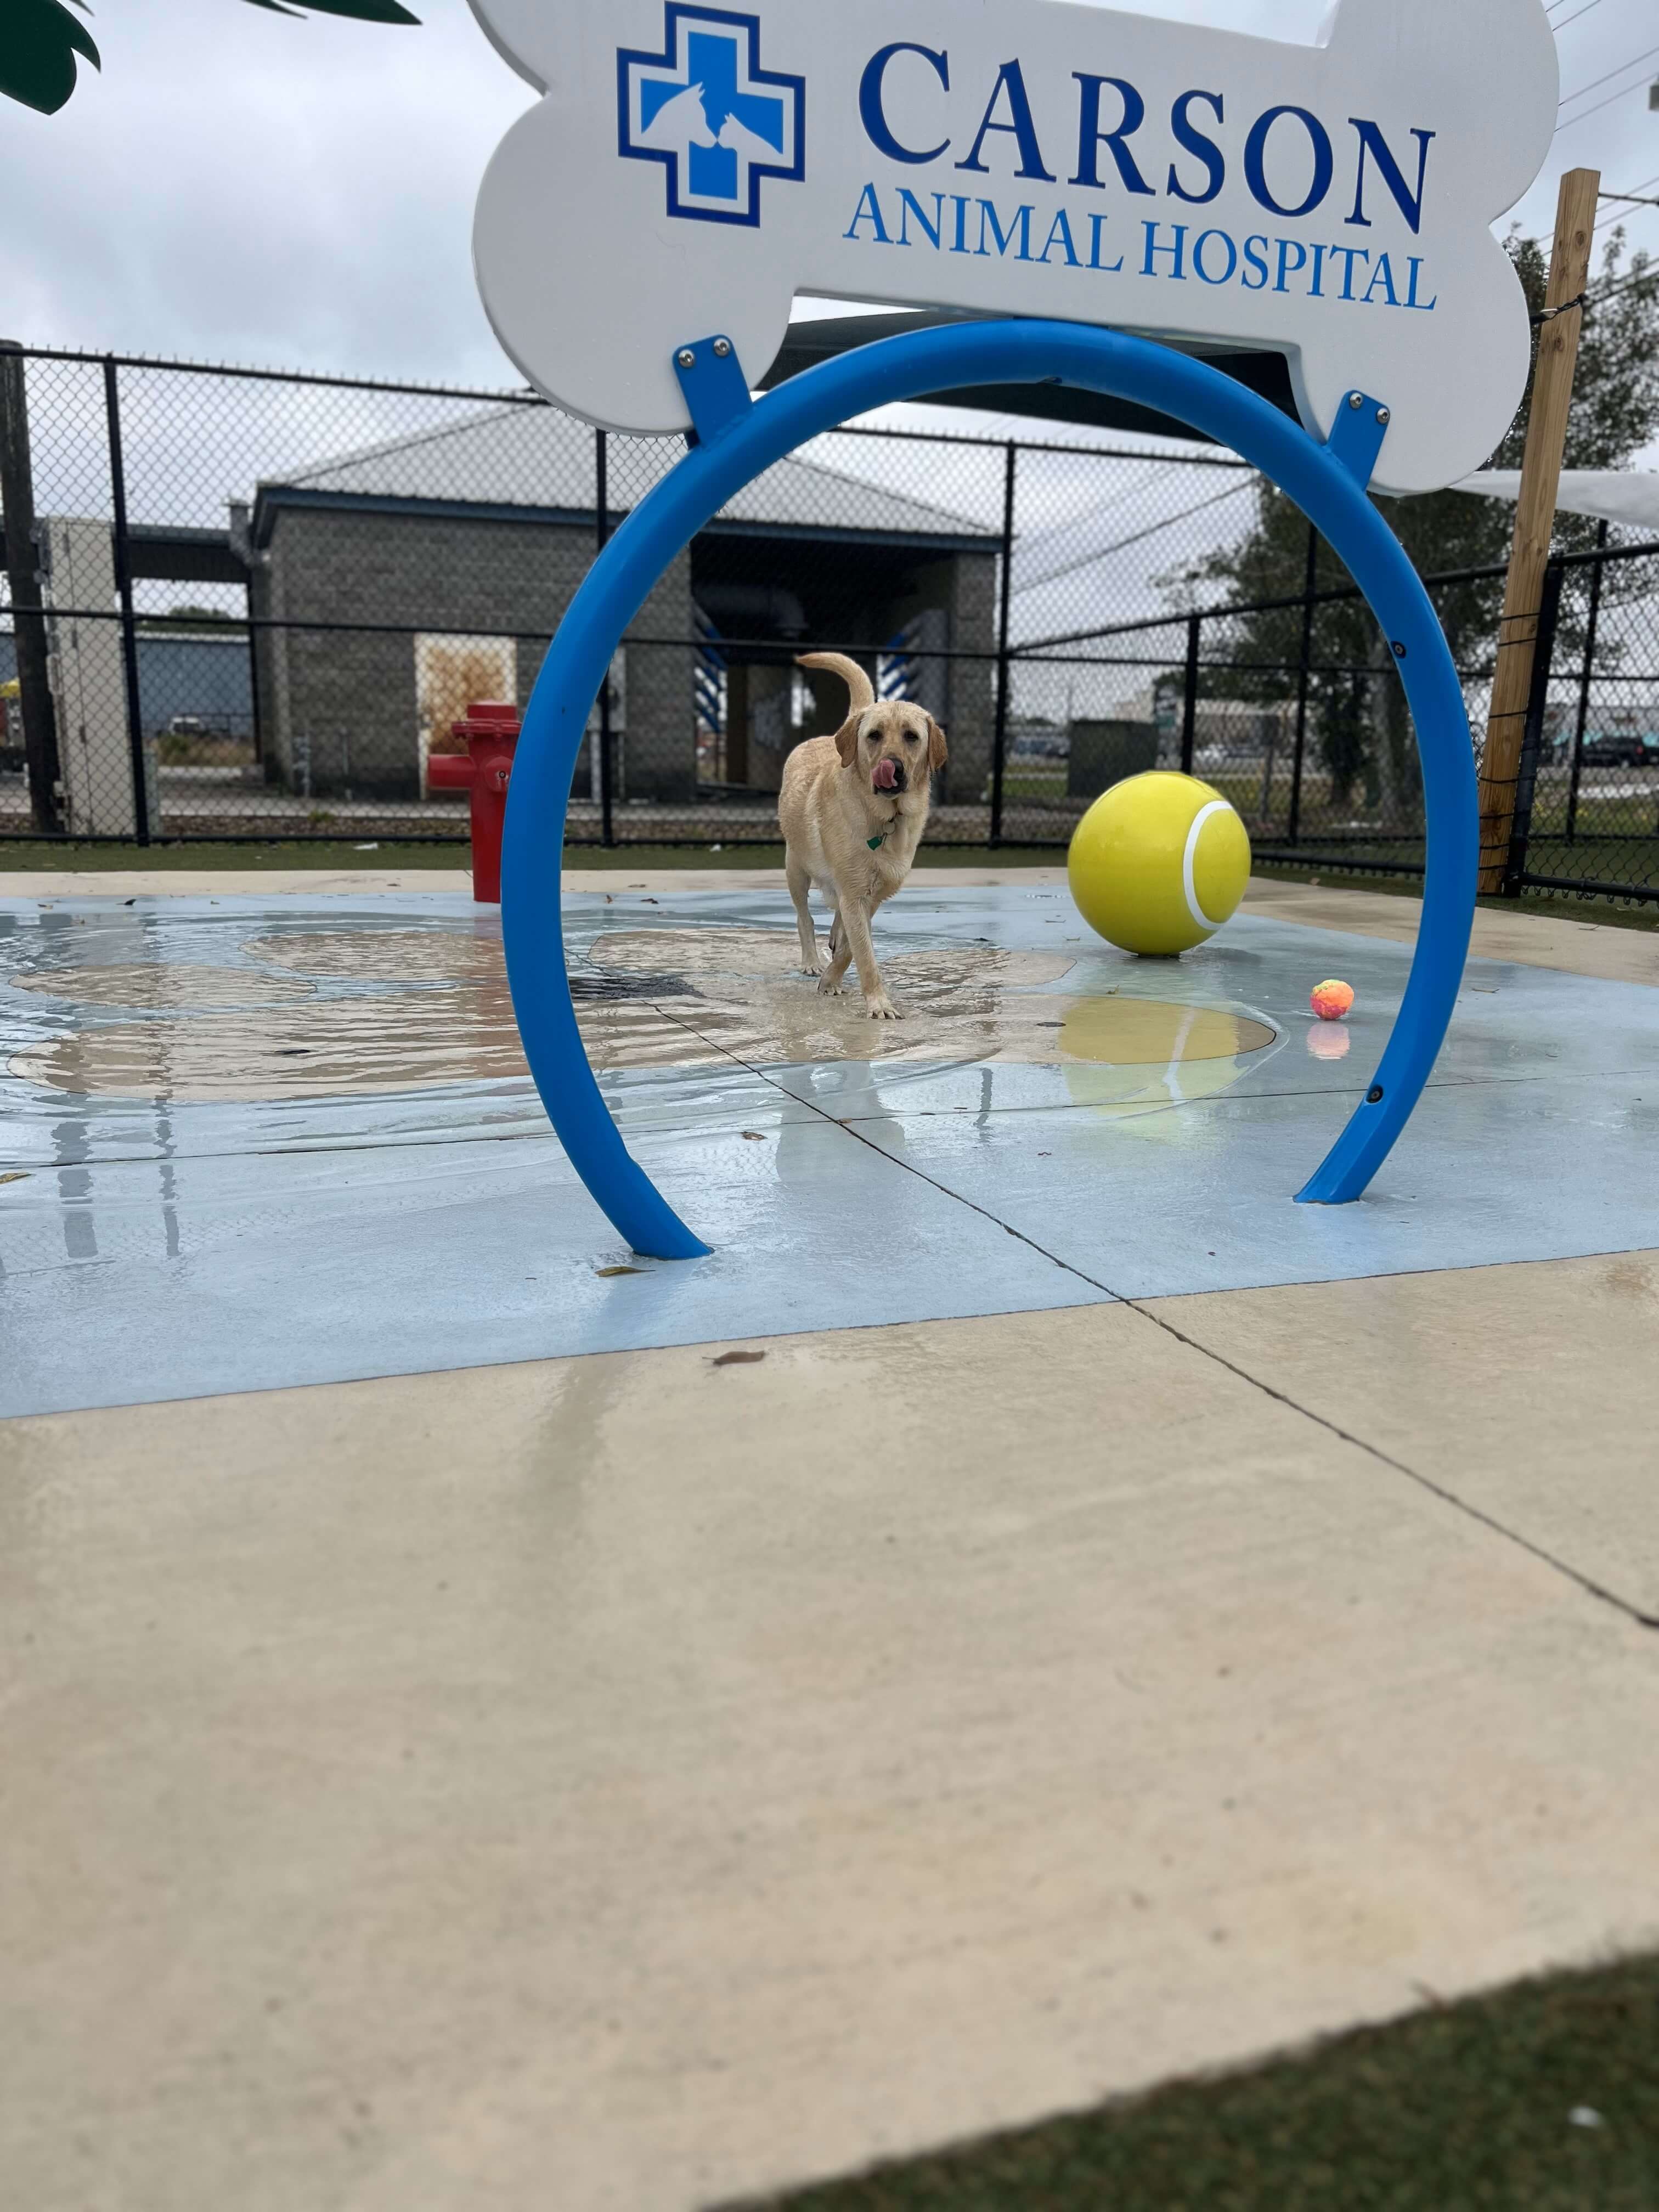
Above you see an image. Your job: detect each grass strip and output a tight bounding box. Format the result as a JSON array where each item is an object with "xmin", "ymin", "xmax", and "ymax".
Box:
[{"xmin": 738, "ymin": 1955, "xmax": 1659, "ymax": 2212}]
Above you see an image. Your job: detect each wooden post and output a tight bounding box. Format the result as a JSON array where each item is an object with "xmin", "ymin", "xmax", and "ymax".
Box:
[{"xmin": 1476, "ymin": 167, "xmax": 1599, "ymax": 892}]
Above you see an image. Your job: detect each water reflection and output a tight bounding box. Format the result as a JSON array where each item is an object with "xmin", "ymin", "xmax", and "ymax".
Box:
[
  {"xmin": 156, "ymin": 1108, "xmax": 180, "ymax": 1260},
  {"xmin": 53, "ymin": 1110, "xmax": 95, "ymax": 1261}
]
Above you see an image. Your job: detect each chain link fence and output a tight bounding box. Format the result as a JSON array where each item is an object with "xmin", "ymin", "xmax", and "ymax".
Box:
[
  {"xmin": 2, "ymin": 342, "xmax": 1655, "ymax": 902},
  {"xmin": 1499, "ymin": 539, "xmax": 1659, "ymax": 905}
]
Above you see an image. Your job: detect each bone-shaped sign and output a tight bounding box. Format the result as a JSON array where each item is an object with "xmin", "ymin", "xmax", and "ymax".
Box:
[{"xmin": 467, "ymin": 0, "xmax": 1557, "ymax": 495}]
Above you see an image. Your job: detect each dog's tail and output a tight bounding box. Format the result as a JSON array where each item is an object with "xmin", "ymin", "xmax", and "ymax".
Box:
[{"xmin": 796, "ymin": 652, "xmax": 874, "ymax": 713}]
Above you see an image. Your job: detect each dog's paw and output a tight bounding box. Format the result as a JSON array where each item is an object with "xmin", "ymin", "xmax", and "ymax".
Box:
[{"xmin": 866, "ymin": 997, "xmax": 901, "ymax": 1022}]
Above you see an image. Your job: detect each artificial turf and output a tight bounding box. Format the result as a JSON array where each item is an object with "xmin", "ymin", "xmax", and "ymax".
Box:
[
  {"xmin": 738, "ymin": 1955, "xmax": 1659, "ymax": 2212},
  {"xmin": 0, "ymin": 835, "xmax": 1654, "ymax": 913},
  {"xmin": 1, "ymin": 838, "xmax": 1653, "ymax": 934},
  {"xmin": 1247, "ymin": 858, "xmax": 1659, "ymax": 935}
]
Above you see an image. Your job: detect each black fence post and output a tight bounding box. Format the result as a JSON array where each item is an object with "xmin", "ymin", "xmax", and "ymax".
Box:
[
  {"xmin": 230, "ymin": 500, "xmax": 266, "ymax": 772},
  {"xmin": 1287, "ymin": 522, "xmax": 1319, "ymax": 845},
  {"xmin": 1504, "ymin": 557, "xmax": 1564, "ymax": 899},
  {"xmin": 1565, "ymin": 517, "xmax": 1607, "ymax": 846},
  {"xmin": 102, "ymin": 357, "xmax": 151, "ymax": 845},
  {"xmin": 594, "ymin": 428, "xmax": 615, "ymax": 848},
  {"xmin": 0, "ymin": 341, "xmax": 63, "ymax": 833},
  {"xmin": 989, "ymin": 439, "xmax": 1017, "ymax": 849},
  {"xmin": 1180, "ymin": 612, "xmax": 1200, "ymax": 776}
]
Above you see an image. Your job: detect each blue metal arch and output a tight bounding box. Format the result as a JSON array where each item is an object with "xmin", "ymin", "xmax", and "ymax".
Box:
[{"xmin": 501, "ymin": 321, "xmax": 1476, "ymax": 1261}]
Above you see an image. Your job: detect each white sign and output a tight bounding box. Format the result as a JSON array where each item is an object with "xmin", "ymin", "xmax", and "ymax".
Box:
[{"xmin": 467, "ymin": 0, "xmax": 1558, "ymax": 495}]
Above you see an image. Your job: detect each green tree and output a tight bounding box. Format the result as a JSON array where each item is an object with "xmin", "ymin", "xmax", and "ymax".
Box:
[
  {"xmin": 1, "ymin": 0, "xmax": 417, "ymax": 117},
  {"xmin": 1169, "ymin": 230, "xmax": 1659, "ymax": 819}
]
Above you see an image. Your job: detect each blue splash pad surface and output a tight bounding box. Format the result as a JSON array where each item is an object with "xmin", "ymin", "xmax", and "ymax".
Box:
[{"xmin": 2, "ymin": 884, "xmax": 1654, "ymax": 1416}]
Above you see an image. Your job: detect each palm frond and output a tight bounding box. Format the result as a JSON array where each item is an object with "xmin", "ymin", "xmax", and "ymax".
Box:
[
  {"xmin": 0, "ymin": 0, "xmax": 421, "ymax": 119},
  {"xmin": 241, "ymin": 0, "xmax": 419, "ymax": 21},
  {"xmin": 0, "ymin": 0, "xmax": 101, "ymax": 116}
]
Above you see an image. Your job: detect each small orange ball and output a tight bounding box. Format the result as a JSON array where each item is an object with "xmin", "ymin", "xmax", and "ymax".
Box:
[{"xmin": 1311, "ymin": 979, "xmax": 1356, "ymax": 1022}]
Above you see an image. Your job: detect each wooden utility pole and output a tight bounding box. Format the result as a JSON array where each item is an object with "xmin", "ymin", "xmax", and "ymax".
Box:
[{"xmin": 1476, "ymin": 167, "xmax": 1599, "ymax": 892}]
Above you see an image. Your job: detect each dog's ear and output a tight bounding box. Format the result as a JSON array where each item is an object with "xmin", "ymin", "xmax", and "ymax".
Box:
[
  {"xmin": 834, "ymin": 714, "xmax": 863, "ymax": 769},
  {"xmin": 928, "ymin": 718, "xmax": 950, "ymax": 772}
]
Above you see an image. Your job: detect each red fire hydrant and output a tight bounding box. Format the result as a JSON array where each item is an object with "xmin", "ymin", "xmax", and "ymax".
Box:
[{"xmin": 427, "ymin": 701, "xmax": 521, "ymax": 903}]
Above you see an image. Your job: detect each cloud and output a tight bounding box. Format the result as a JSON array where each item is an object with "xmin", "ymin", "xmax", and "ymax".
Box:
[
  {"xmin": 0, "ymin": 0, "xmax": 532, "ymax": 379},
  {"xmin": 0, "ymin": 0, "xmax": 1655, "ymax": 392}
]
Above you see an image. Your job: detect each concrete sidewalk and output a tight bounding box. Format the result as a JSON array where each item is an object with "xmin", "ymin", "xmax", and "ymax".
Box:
[{"xmin": 4, "ymin": 1266, "xmax": 1658, "ymax": 2212}]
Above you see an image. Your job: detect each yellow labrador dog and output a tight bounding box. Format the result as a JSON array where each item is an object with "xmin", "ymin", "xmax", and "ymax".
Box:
[{"xmin": 778, "ymin": 652, "xmax": 948, "ymax": 1020}]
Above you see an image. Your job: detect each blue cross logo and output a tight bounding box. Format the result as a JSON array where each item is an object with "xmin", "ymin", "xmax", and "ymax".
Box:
[{"xmin": 618, "ymin": 5, "xmax": 805, "ymax": 228}]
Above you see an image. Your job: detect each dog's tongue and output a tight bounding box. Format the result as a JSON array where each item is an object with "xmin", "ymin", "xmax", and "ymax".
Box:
[{"xmin": 873, "ymin": 759, "xmax": 899, "ymax": 792}]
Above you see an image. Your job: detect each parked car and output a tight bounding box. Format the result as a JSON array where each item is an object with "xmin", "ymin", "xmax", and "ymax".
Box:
[{"xmin": 1579, "ymin": 732, "xmax": 1659, "ymax": 768}]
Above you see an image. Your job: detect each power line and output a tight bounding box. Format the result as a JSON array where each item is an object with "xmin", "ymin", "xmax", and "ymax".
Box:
[
  {"xmin": 1557, "ymin": 75, "xmax": 1659, "ymax": 132},
  {"xmin": 1596, "ymin": 175, "xmax": 1659, "ymax": 229},
  {"xmin": 1011, "ymin": 459, "xmax": 1194, "ymax": 592},
  {"xmin": 1600, "ymin": 259, "xmax": 1659, "ymax": 299},
  {"xmin": 1603, "ymin": 171, "xmax": 1659, "ymax": 196},
  {"xmin": 1525, "ymin": 148, "xmax": 1659, "ymax": 255},
  {"xmin": 1515, "ymin": 162, "xmax": 1659, "ymax": 302},
  {"xmin": 1525, "ymin": 172, "xmax": 1659, "ymax": 250},
  {"xmin": 1557, "ymin": 41, "xmax": 1659, "ymax": 110},
  {"xmin": 1548, "ymin": 0, "xmax": 1608, "ymax": 29},
  {"xmin": 1009, "ymin": 481, "xmax": 1253, "ymax": 597}
]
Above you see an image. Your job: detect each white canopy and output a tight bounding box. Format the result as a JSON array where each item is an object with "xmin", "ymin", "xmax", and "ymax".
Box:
[{"xmin": 1452, "ymin": 469, "xmax": 1659, "ymax": 532}]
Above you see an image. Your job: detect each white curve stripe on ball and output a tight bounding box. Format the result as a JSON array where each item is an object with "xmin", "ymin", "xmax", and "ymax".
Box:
[{"xmin": 1182, "ymin": 800, "xmax": 1237, "ymax": 934}]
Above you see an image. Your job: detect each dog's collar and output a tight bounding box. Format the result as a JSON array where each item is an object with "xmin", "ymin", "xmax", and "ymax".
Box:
[{"xmin": 867, "ymin": 833, "xmax": 886, "ymax": 851}]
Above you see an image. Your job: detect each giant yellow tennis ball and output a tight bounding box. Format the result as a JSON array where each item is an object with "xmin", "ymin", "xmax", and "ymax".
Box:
[{"xmin": 1068, "ymin": 772, "xmax": 1252, "ymax": 956}]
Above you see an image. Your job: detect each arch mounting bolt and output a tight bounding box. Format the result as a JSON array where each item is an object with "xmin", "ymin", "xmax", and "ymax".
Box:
[
  {"xmin": 676, "ymin": 348, "xmax": 697, "ymax": 370},
  {"xmin": 1376, "ymin": 406, "xmax": 1392, "ymax": 426},
  {"xmin": 713, "ymin": 338, "xmax": 732, "ymax": 358},
  {"xmin": 1348, "ymin": 392, "xmax": 1364, "ymax": 409}
]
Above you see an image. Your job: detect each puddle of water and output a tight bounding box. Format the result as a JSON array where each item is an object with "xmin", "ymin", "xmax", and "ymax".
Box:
[
  {"xmin": 245, "ymin": 929, "xmax": 501, "ymax": 985},
  {"xmin": 7, "ymin": 922, "xmax": 1279, "ymax": 1101},
  {"xmin": 9, "ymin": 995, "xmax": 528, "ymax": 1101},
  {"xmin": 12, "ymin": 963, "xmax": 316, "ymax": 1009}
]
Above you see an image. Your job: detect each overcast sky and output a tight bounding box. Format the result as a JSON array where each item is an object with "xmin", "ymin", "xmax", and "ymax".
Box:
[{"xmin": 1, "ymin": 0, "xmax": 1656, "ymax": 383}]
